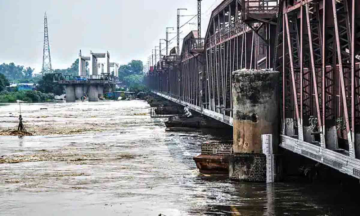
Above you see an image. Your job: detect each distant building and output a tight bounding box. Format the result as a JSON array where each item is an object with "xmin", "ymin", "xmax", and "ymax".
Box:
[{"xmin": 8, "ymin": 83, "xmax": 36, "ymax": 92}]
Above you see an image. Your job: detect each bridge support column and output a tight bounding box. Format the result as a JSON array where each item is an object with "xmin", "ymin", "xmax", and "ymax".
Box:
[
  {"xmin": 65, "ymin": 85, "xmax": 76, "ymax": 103},
  {"xmin": 97, "ymin": 85, "xmax": 104, "ymax": 98},
  {"xmin": 229, "ymin": 70, "xmax": 280, "ymax": 182},
  {"xmin": 84, "ymin": 86, "xmax": 88, "ymax": 96},
  {"xmin": 88, "ymin": 85, "xmax": 99, "ymax": 102},
  {"xmin": 75, "ymin": 85, "xmax": 84, "ymax": 100}
]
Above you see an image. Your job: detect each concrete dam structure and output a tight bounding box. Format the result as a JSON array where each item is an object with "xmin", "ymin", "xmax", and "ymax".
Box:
[{"xmin": 59, "ymin": 50, "xmax": 118, "ymax": 102}]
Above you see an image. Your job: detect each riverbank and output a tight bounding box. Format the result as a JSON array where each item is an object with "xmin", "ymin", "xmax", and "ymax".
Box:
[{"xmin": 0, "ymin": 91, "xmax": 54, "ymax": 103}]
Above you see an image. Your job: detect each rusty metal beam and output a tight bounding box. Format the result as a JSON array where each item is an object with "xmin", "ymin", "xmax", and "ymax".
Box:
[{"xmin": 332, "ymin": 0, "xmax": 355, "ymax": 157}]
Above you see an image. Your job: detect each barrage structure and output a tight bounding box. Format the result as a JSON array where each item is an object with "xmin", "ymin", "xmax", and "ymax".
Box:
[
  {"xmin": 146, "ymin": 0, "xmax": 360, "ymax": 180},
  {"xmin": 58, "ymin": 50, "xmax": 118, "ymax": 102}
]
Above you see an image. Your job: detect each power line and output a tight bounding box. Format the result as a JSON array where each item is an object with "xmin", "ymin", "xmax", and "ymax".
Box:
[
  {"xmin": 204, "ymin": 0, "xmax": 220, "ymax": 15},
  {"xmin": 180, "ymin": 15, "xmax": 197, "ymax": 29}
]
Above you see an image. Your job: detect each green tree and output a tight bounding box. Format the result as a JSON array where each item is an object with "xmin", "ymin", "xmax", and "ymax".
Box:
[
  {"xmin": 0, "ymin": 63, "xmax": 35, "ymax": 82},
  {"xmin": 118, "ymin": 60, "xmax": 144, "ymax": 80},
  {"xmin": 23, "ymin": 67, "xmax": 34, "ymax": 79},
  {"xmin": 117, "ymin": 60, "xmax": 146, "ymax": 93},
  {"xmin": 37, "ymin": 74, "xmax": 64, "ymax": 95},
  {"xmin": 0, "ymin": 73, "xmax": 10, "ymax": 92}
]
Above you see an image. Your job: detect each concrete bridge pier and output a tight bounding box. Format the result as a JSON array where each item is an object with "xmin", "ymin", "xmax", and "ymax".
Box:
[
  {"xmin": 75, "ymin": 85, "xmax": 84, "ymax": 100},
  {"xmin": 88, "ymin": 85, "xmax": 99, "ymax": 102},
  {"xmin": 97, "ymin": 86, "xmax": 104, "ymax": 98},
  {"xmin": 65, "ymin": 85, "xmax": 76, "ymax": 102},
  {"xmin": 229, "ymin": 70, "xmax": 280, "ymax": 182},
  {"xmin": 84, "ymin": 86, "xmax": 89, "ymax": 97}
]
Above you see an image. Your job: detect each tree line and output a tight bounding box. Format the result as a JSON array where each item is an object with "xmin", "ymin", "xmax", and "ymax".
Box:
[
  {"xmin": 118, "ymin": 60, "xmax": 145, "ymax": 92},
  {"xmin": 0, "ymin": 59, "xmax": 146, "ymax": 95},
  {"xmin": 0, "ymin": 63, "xmax": 35, "ymax": 83}
]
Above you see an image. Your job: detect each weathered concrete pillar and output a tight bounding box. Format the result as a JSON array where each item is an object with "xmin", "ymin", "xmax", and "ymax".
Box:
[
  {"xmin": 90, "ymin": 52, "xmax": 98, "ymax": 76},
  {"xmin": 84, "ymin": 86, "xmax": 88, "ymax": 96},
  {"xmin": 229, "ymin": 70, "xmax": 280, "ymax": 182},
  {"xmin": 75, "ymin": 85, "xmax": 84, "ymax": 100},
  {"xmin": 97, "ymin": 85, "xmax": 104, "ymax": 98},
  {"xmin": 88, "ymin": 85, "xmax": 99, "ymax": 102},
  {"xmin": 65, "ymin": 85, "xmax": 76, "ymax": 103}
]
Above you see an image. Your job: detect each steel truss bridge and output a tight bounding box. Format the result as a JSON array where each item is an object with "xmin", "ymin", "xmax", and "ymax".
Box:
[{"xmin": 146, "ymin": 0, "xmax": 360, "ymax": 179}]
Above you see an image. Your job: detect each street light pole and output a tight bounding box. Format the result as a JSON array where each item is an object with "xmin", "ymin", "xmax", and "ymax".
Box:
[
  {"xmin": 152, "ymin": 49, "xmax": 154, "ymax": 67},
  {"xmin": 159, "ymin": 39, "xmax": 165, "ymax": 69},
  {"xmin": 177, "ymin": 8, "xmax": 187, "ymax": 55},
  {"xmin": 154, "ymin": 46, "xmax": 159, "ymax": 67},
  {"xmin": 198, "ymin": 0, "xmax": 202, "ymax": 41},
  {"xmin": 166, "ymin": 27, "xmax": 174, "ymax": 56}
]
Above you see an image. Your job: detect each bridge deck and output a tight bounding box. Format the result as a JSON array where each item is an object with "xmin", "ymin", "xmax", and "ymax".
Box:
[
  {"xmin": 153, "ymin": 91, "xmax": 233, "ymax": 126},
  {"xmin": 153, "ymin": 91, "xmax": 360, "ymax": 180},
  {"xmin": 58, "ymin": 80, "xmax": 116, "ymax": 85}
]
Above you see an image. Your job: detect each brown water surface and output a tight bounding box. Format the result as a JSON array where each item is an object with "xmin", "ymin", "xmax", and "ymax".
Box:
[{"xmin": 0, "ymin": 101, "xmax": 358, "ymax": 215}]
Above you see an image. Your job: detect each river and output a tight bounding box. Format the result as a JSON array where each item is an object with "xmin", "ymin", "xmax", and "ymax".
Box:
[{"xmin": 0, "ymin": 101, "xmax": 359, "ymax": 215}]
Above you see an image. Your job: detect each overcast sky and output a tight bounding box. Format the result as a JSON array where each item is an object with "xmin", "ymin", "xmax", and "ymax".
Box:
[{"xmin": 0, "ymin": 0, "xmax": 222, "ymax": 74}]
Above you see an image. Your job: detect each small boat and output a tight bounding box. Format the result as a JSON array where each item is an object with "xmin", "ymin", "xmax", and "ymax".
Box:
[{"xmin": 165, "ymin": 116, "xmax": 203, "ymax": 128}]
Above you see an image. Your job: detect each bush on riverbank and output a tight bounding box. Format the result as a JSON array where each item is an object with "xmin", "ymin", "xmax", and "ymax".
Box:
[{"xmin": 0, "ymin": 91, "xmax": 54, "ymax": 103}]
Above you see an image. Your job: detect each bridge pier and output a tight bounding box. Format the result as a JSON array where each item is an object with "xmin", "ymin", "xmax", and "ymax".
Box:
[
  {"xmin": 88, "ymin": 85, "xmax": 99, "ymax": 102},
  {"xmin": 75, "ymin": 85, "xmax": 84, "ymax": 100},
  {"xmin": 65, "ymin": 85, "xmax": 76, "ymax": 103},
  {"xmin": 97, "ymin": 85, "xmax": 104, "ymax": 98},
  {"xmin": 229, "ymin": 70, "xmax": 280, "ymax": 182}
]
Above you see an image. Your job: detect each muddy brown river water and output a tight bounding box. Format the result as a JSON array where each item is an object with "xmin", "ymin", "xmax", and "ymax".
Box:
[{"xmin": 0, "ymin": 101, "xmax": 359, "ymax": 215}]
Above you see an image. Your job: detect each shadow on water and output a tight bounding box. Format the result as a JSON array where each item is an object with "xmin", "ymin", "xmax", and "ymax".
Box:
[
  {"xmin": 167, "ymin": 125, "xmax": 360, "ymax": 216},
  {"xmin": 189, "ymin": 181, "xmax": 360, "ymax": 216}
]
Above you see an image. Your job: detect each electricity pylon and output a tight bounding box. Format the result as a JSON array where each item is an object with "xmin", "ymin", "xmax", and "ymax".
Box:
[{"xmin": 42, "ymin": 12, "xmax": 53, "ymax": 75}]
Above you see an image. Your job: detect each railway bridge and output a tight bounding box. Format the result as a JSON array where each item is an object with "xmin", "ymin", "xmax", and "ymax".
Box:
[{"xmin": 146, "ymin": 0, "xmax": 360, "ymax": 181}]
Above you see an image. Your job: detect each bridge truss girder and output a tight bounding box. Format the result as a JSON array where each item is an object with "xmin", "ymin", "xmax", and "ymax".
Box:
[{"xmin": 278, "ymin": 0, "xmax": 360, "ymax": 161}]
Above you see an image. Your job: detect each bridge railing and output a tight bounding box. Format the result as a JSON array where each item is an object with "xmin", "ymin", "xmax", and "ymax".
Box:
[{"xmin": 241, "ymin": 0, "xmax": 278, "ymax": 21}]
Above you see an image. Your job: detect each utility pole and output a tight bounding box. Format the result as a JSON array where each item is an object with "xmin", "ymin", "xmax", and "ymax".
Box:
[
  {"xmin": 166, "ymin": 27, "xmax": 175, "ymax": 56},
  {"xmin": 42, "ymin": 12, "xmax": 53, "ymax": 75},
  {"xmin": 159, "ymin": 39, "xmax": 165, "ymax": 60},
  {"xmin": 177, "ymin": 8, "xmax": 187, "ymax": 55},
  {"xmin": 155, "ymin": 46, "xmax": 159, "ymax": 67},
  {"xmin": 152, "ymin": 49, "xmax": 154, "ymax": 67},
  {"xmin": 159, "ymin": 39, "xmax": 165, "ymax": 70},
  {"xmin": 198, "ymin": 0, "xmax": 202, "ymax": 42}
]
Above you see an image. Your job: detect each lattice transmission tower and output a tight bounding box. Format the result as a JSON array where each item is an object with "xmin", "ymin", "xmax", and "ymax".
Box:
[{"xmin": 42, "ymin": 13, "xmax": 53, "ymax": 75}]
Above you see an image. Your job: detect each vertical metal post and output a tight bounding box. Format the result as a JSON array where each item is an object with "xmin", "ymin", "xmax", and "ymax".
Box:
[
  {"xmin": 305, "ymin": 3, "xmax": 325, "ymax": 146},
  {"xmin": 152, "ymin": 49, "xmax": 154, "ymax": 67},
  {"xmin": 299, "ymin": 3, "xmax": 304, "ymax": 141},
  {"xmin": 198, "ymin": 0, "xmax": 202, "ymax": 45},
  {"xmin": 155, "ymin": 47, "xmax": 158, "ymax": 67},
  {"xmin": 351, "ymin": 0, "xmax": 356, "ymax": 149},
  {"xmin": 159, "ymin": 40, "xmax": 162, "ymax": 62},
  {"xmin": 177, "ymin": 9, "xmax": 187, "ymax": 55},
  {"xmin": 331, "ymin": 0, "xmax": 354, "ymax": 157},
  {"xmin": 284, "ymin": 5, "xmax": 301, "ymax": 128},
  {"xmin": 166, "ymin": 27, "xmax": 174, "ymax": 56},
  {"xmin": 322, "ymin": 0, "xmax": 327, "ymax": 148},
  {"xmin": 177, "ymin": 11, "xmax": 180, "ymax": 55},
  {"xmin": 166, "ymin": 31, "xmax": 169, "ymax": 56}
]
